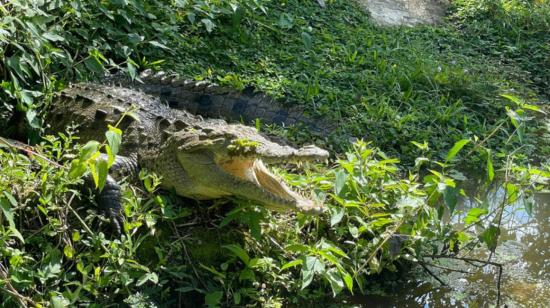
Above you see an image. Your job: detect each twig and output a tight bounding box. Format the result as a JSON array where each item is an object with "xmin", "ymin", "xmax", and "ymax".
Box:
[
  {"xmin": 417, "ymin": 260, "xmax": 470, "ymax": 274},
  {"xmin": 424, "ymin": 255, "xmax": 503, "ymax": 306},
  {"xmin": 466, "ymin": 121, "xmax": 506, "ymax": 157},
  {"xmin": 418, "ymin": 261, "xmax": 447, "ymax": 286}
]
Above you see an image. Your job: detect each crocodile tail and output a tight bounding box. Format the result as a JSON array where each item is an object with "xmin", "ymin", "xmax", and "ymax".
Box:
[{"xmin": 103, "ymin": 70, "xmax": 335, "ymax": 136}]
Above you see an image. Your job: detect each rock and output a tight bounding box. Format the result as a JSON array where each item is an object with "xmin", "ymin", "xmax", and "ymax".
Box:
[{"xmin": 355, "ymin": 0, "xmax": 450, "ymax": 26}]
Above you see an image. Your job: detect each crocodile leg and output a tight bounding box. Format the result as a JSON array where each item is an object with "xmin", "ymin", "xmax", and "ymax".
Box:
[
  {"xmin": 93, "ymin": 153, "xmax": 139, "ymax": 235},
  {"xmin": 96, "ymin": 175, "xmax": 123, "ymax": 235}
]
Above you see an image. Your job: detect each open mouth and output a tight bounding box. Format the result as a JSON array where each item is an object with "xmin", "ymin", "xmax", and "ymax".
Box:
[
  {"xmin": 218, "ymin": 158, "xmax": 322, "ymax": 213},
  {"xmin": 217, "ymin": 145, "xmax": 329, "ymax": 214}
]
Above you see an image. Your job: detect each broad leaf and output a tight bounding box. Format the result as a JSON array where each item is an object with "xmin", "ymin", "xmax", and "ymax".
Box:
[
  {"xmin": 479, "ymin": 225, "xmax": 500, "ymax": 252},
  {"xmin": 445, "ymin": 139, "xmax": 470, "ymax": 162},
  {"xmin": 223, "ymin": 244, "xmax": 250, "ymax": 266}
]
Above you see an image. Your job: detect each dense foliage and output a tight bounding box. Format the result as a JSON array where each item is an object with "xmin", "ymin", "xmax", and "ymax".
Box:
[{"xmin": 1, "ymin": 0, "xmax": 549, "ymax": 306}]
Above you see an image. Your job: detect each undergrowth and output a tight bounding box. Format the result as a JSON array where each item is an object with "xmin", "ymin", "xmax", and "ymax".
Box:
[
  {"xmin": 2, "ymin": 134, "xmax": 547, "ymax": 306},
  {"xmin": 1, "ymin": 0, "xmax": 549, "ymax": 306}
]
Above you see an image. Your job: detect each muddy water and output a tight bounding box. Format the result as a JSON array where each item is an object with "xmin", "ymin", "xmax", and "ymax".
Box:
[{"xmin": 352, "ymin": 182, "xmax": 550, "ymax": 307}]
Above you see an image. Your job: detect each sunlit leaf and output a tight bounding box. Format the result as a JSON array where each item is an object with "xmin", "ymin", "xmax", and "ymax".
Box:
[
  {"xmin": 486, "ymin": 149, "xmax": 494, "ymax": 182},
  {"xmin": 464, "ymin": 207, "xmax": 488, "ymax": 225},
  {"xmin": 324, "ymin": 268, "xmax": 344, "ymax": 296},
  {"xmin": 445, "ymin": 139, "xmax": 470, "ymax": 162},
  {"xmin": 280, "ymin": 259, "xmax": 303, "ymax": 271},
  {"xmin": 329, "ymin": 205, "xmax": 344, "ymax": 227},
  {"xmin": 334, "ymin": 169, "xmax": 347, "ymax": 196},
  {"xmin": 80, "ymin": 141, "xmax": 100, "ymax": 161},
  {"xmin": 96, "ymin": 158, "xmax": 109, "ymax": 191}
]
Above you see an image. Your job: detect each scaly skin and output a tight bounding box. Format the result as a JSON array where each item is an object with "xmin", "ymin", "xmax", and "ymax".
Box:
[
  {"xmin": 103, "ymin": 70, "xmax": 335, "ymax": 135},
  {"xmin": 48, "ymin": 83, "xmax": 329, "ymax": 225}
]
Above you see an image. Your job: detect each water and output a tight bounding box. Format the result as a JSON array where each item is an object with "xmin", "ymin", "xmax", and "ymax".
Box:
[{"xmin": 350, "ymin": 181, "xmax": 550, "ymax": 307}]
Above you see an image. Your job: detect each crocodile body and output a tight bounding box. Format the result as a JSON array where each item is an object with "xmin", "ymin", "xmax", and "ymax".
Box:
[
  {"xmin": 104, "ymin": 70, "xmax": 334, "ymax": 135},
  {"xmin": 48, "ymin": 82, "xmax": 328, "ymax": 232}
]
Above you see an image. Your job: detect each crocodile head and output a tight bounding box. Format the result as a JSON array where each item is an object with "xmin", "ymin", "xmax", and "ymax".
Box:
[{"xmin": 164, "ymin": 122, "xmax": 329, "ymax": 214}]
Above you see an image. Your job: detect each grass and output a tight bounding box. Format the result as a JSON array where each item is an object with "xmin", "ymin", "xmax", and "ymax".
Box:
[{"xmin": 158, "ymin": 0, "xmax": 549, "ymax": 165}]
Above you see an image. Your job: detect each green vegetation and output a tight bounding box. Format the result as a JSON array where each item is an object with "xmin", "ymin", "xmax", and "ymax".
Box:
[{"xmin": 1, "ymin": 0, "xmax": 549, "ymax": 306}]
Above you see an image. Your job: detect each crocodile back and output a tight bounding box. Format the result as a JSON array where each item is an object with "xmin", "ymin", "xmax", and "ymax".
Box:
[
  {"xmin": 47, "ymin": 83, "xmax": 198, "ymax": 155},
  {"xmin": 104, "ymin": 72, "xmax": 335, "ymax": 135}
]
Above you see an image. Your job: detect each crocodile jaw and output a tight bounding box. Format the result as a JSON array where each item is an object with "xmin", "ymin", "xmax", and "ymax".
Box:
[{"xmin": 218, "ymin": 158, "xmax": 322, "ymax": 213}]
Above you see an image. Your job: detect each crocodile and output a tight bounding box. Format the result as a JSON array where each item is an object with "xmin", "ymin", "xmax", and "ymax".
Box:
[{"xmin": 47, "ymin": 82, "xmax": 329, "ymax": 232}]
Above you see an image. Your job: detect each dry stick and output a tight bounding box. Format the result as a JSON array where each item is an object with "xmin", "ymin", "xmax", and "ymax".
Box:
[{"xmin": 424, "ymin": 255, "xmax": 504, "ymax": 307}]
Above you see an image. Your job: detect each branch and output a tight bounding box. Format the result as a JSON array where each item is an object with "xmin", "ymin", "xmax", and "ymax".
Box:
[{"xmin": 423, "ymin": 255, "xmax": 503, "ymax": 306}]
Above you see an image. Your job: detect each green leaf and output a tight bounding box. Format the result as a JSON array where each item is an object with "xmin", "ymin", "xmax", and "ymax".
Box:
[
  {"xmin": 222, "ymin": 244, "xmax": 250, "ymax": 266},
  {"xmin": 280, "ymin": 259, "xmax": 303, "ymax": 271},
  {"xmin": 486, "ymin": 149, "xmax": 494, "ymax": 182},
  {"xmin": 348, "ymin": 225, "xmax": 359, "ymax": 238},
  {"xmin": 443, "ymin": 186, "xmax": 459, "ymax": 215},
  {"xmin": 238, "ymin": 268, "xmax": 256, "ymax": 282},
  {"xmin": 26, "ymin": 109, "xmax": 41, "ymax": 129},
  {"xmin": 233, "ymin": 291, "xmax": 241, "ymax": 305},
  {"xmin": 479, "ymin": 225, "xmax": 500, "ymax": 252},
  {"xmin": 342, "ymin": 270, "xmax": 353, "ymax": 293},
  {"xmin": 106, "ymin": 127, "xmax": 122, "ymax": 156},
  {"xmin": 410, "ymin": 140, "xmax": 429, "ymax": 151},
  {"xmin": 301, "ymin": 256, "xmax": 324, "ymax": 289},
  {"xmin": 445, "ymin": 139, "xmax": 470, "ymax": 162},
  {"xmin": 148, "ymin": 40, "xmax": 171, "ymax": 50},
  {"xmin": 0, "ymin": 194, "xmax": 24, "ymax": 243},
  {"xmin": 506, "ymin": 107, "xmax": 521, "ymax": 129},
  {"xmin": 72, "ymin": 231, "xmax": 80, "ymax": 242},
  {"xmin": 50, "ymin": 295, "xmax": 69, "ymax": 308},
  {"xmin": 63, "ymin": 245, "xmax": 74, "ymax": 259},
  {"xmin": 500, "ymin": 93, "xmax": 523, "ymax": 106},
  {"xmin": 329, "ymin": 206, "xmax": 344, "ymax": 227},
  {"xmin": 136, "ymin": 272, "xmax": 158, "ymax": 286},
  {"xmin": 201, "ymin": 18, "xmax": 215, "ymax": 32},
  {"xmin": 464, "ymin": 207, "xmax": 488, "ymax": 225},
  {"xmin": 205, "ymin": 291, "xmax": 223, "ymax": 307},
  {"xmin": 334, "ymin": 169, "xmax": 347, "ymax": 196},
  {"xmin": 301, "ymin": 32, "xmax": 313, "ymax": 49},
  {"xmin": 506, "ymin": 183, "xmax": 519, "ymax": 204},
  {"xmin": 84, "ymin": 57, "xmax": 105, "ymax": 74},
  {"xmin": 127, "ymin": 60, "xmax": 137, "ymax": 81},
  {"xmin": 96, "ymin": 158, "xmax": 109, "ymax": 192},
  {"xmin": 285, "ymin": 244, "xmax": 309, "ymax": 253},
  {"xmin": 277, "ymin": 13, "xmax": 294, "ymax": 29},
  {"xmin": 324, "ymin": 268, "xmax": 344, "ymax": 296},
  {"xmin": 68, "ymin": 159, "xmax": 87, "ymax": 179},
  {"xmin": 80, "ymin": 141, "xmax": 100, "ymax": 161},
  {"xmin": 42, "ymin": 32, "xmax": 65, "ymax": 42},
  {"xmin": 89, "ymin": 160, "xmax": 99, "ymax": 188}
]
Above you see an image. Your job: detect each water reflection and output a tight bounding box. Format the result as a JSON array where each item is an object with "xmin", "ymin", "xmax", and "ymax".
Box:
[{"xmin": 351, "ymin": 181, "xmax": 549, "ymax": 307}]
